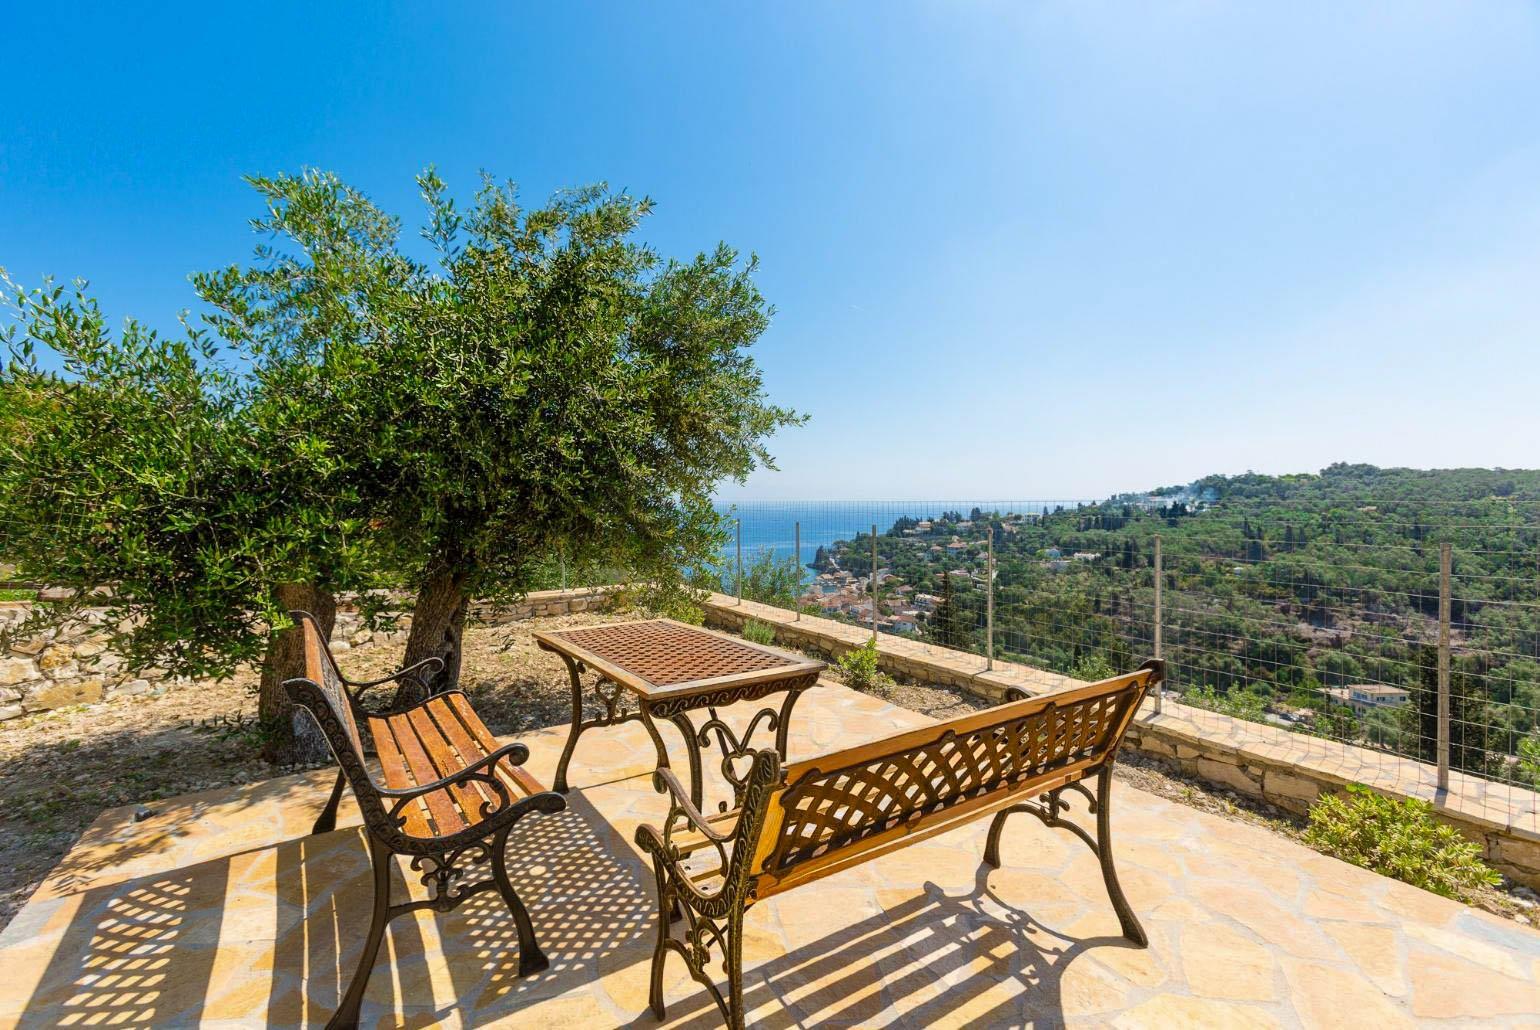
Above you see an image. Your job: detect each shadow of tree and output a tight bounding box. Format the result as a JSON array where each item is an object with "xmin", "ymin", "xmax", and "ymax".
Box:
[
  {"xmin": 34, "ymin": 768, "xmax": 339, "ymax": 901},
  {"xmin": 0, "ymin": 716, "xmax": 329, "ymax": 929}
]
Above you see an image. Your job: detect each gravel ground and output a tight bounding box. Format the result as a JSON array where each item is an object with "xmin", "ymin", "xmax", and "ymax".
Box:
[{"xmin": 0, "ymin": 611, "xmax": 1532, "ymax": 931}]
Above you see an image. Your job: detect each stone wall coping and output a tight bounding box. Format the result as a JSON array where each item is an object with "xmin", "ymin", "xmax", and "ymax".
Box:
[{"xmin": 1143, "ymin": 702, "xmax": 1540, "ymax": 843}]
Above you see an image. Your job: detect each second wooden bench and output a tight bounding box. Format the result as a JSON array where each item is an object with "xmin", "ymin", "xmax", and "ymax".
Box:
[{"xmin": 635, "ymin": 659, "xmax": 1164, "ymax": 1029}]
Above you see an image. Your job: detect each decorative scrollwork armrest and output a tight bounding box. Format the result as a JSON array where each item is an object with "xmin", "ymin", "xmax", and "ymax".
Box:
[
  {"xmin": 375, "ymin": 741, "xmax": 531, "ymax": 802},
  {"xmin": 1003, "ymin": 686, "xmax": 1032, "ymax": 702},
  {"xmin": 635, "ymin": 767, "xmax": 742, "ymax": 906},
  {"xmin": 652, "ymin": 768, "xmax": 734, "ymax": 844},
  {"xmin": 474, "ymin": 787, "xmax": 566, "ymax": 837},
  {"xmin": 343, "ymin": 655, "xmax": 446, "ymax": 692}
]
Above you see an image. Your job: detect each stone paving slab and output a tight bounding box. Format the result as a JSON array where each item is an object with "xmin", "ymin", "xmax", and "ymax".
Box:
[{"xmin": 1, "ymin": 684, "xmax": 1538, "ymax": 1027}]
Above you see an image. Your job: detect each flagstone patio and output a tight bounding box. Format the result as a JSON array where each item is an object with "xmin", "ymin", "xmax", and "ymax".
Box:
[{"xmin": 1, "ymin": 681, "xmax": 1537, "ymax": 1028}]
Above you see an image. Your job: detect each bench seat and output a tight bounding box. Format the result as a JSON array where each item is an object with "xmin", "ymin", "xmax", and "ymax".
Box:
[{"xmin": 370, "ymin": 692, "xmax": 546, "ymax": 839}]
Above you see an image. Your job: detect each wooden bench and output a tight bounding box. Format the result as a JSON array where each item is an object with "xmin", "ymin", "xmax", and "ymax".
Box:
[
  {"xmin": 635, "ymin": 660, "xmax": 1164, "ymax": 1028},
  {"xmin": 284, "ymin": 611, "xmax": 566, "ymax": 1030}
]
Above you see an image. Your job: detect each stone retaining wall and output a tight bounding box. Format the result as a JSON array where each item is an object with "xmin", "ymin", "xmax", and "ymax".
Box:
[
  {"xmin": 0, "ymin": 585, "xmax": 618, "ymax": 722},
  {"xmin": 700, "ymin": 591, "xmax": 1540, "ymax": 889}
]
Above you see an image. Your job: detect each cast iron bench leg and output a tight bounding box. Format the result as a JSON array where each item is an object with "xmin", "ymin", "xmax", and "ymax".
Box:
[{"xmin": 312, "ymin": 769, "xmax": 347, "ymax": 835}]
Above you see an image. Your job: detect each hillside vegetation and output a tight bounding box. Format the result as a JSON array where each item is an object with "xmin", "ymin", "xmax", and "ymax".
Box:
[{"xmin": 819, "ymin": 464, "xmax": 1540, "ymax": 786}]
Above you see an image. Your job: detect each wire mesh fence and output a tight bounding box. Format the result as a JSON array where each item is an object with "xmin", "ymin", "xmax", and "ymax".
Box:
[
  {"xmin": 6, "ymin": 494, "xmax": 1539, "ymax": 827},
  {"xmin": 718, "ymin": 498, "xmax": 1540, "ymax": 828}
]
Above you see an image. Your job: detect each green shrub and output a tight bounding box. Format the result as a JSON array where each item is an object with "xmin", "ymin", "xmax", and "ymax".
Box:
[
  {"xmin": 837, "ymin": 637, "xmax": 881, "ymax": 689},
  {"xmin": 1517, "ymin": 733, "xmax": 1540, "ymax": 787},
  {"xmin": 1303, "ymin": 784, "xmax": 1499, "ymax": 899},
  {"xmin": 742, "ymin": 619, "xmax": 777, "ymax": 646},
  {"xmin": 0, "ymin": 588, "xmax": 37, "ymax": 602},
  {"xmin": 1185, "ymin": 683, "xmax": 1268, "ymax": 722},
  {"xmin": 728, "ymin": 549, "xmax": 803, "ymax": 609},
  {"xmin": 1070, "ymin": 654, "xmax": 1117, "ymax": 682}
]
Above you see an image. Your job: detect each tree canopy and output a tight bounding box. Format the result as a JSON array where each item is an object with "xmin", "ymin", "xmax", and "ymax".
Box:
[
  {"xmin": 1, "ymin": 167, "xmax": 799, "ymax": 755},
  {"xmin": 196, "ymin": 168, "xmax": 801, "ymax": 684},
  {"xmin": 0, "ymin": 275, "xmax": 371, "ymax": 681}
]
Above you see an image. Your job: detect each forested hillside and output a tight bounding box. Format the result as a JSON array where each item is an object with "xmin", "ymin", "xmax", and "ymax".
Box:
[{"xmin": 820, "ymin": 464, "xmax": 1540, "ymax": 786}]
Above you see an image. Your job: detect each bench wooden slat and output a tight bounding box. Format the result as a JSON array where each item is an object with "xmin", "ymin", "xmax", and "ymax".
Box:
[
  {"xmin": 364, "ymin": 693, "xmax": 546, "ymax": 838},
  {"xmin": 384, "ymin": 713, "xmax": 468, "ymax": 837},
  {"xmin": 423, "ymin": 697, "xmax": 499, "ymax": 810},
  {"xmin": 445, "ymin": 692, "xmax": 545, "ymax": 797},
  {"xmin": 668, "ymin": 806, "xmax": 742, "ymax": 857},
  {"xmin": 780, "ymin": 670, "xmax": 1142, "ymax": 784},
  {"xmin": 405, "ymin": 705, "xmax": 487, "ymax": 825},
  {"xmin": 371, "ymin": 716, "xmax": 432, "ymax": 839},
  {"xmin": 306, "ymin": 628, "xmax": 365, "ymax": 758}
]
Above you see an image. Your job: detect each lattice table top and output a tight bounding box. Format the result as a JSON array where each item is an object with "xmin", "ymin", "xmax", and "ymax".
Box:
[{"xmin": 534, "ymin": 618, "xmax": 825, "ymax": 698}]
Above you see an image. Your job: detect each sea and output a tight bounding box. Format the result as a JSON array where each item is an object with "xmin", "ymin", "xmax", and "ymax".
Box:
[{"xmin": 712, "ymin": 499, "xmax": 1096, "ymax": 568}]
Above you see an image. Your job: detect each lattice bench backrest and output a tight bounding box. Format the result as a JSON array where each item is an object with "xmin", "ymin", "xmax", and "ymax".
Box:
[{"xmin": 761, "ymin": 662, "xmax": 1161, "ymax": 876}]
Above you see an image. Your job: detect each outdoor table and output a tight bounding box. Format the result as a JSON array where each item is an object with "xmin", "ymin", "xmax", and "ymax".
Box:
[{"xmin": 534, "ymin": 618, "xmax": 825, "ymax": 810}]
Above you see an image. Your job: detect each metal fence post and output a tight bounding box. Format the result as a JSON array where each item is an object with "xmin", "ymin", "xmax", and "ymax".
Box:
[
  {"xmin": 1153, "ymin": 533, "xmax": 1164, "ymax": 714},
  {"xmin": 1437, "ymin": 541, "xmax": 1451, "ymax": 793},
  {"xmin": 870, "ymin": 524, "xmax": 879, "ymax": 640},
  {"xmin": 986, "ymin": 530, "xmax": 995, "ymax": 671},
  {"xmin": 794, "ymin": 520, "xmax": 802, "ymax": 622},
  {"xmin": 736, "ymin": 518, "xmax": 743, "ymax": 606}
]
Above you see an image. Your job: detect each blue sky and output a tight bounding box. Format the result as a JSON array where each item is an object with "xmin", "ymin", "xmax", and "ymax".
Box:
[{"xmin": 5, "ymin": 3, "xmax": 1540, "ymax": 499}]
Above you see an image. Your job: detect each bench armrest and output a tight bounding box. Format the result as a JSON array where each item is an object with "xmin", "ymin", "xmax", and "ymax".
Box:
[
  {"xmin": 635, "ymin": 771, "xmax": 738, "ymax": 906},
  {"xmin": 376, "ymin": 739, "xmax": 566, "ymax": 843},
  {"xmin": 650, "ymin": 767, "xmax": 735, "ymax": 844},
  {"xmin": 635, "ymin": 749, "xmax": 782, "ymax": 911},
  {"xmin": 343, "ymin": 655, "xmax": 446, "ymax": 692},
  {"xmin": 375, "ymin": 740, "xmax": 532, "ymax": 801}
]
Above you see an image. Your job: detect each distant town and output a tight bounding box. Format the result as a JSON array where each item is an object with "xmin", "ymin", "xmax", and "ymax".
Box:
[{"xmin": 800, "ymin": 509, "xmax": 1120, "ymax": 635}]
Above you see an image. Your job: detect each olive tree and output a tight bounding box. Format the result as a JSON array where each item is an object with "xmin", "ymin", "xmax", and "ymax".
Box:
[
  {"xmin": 0, "ymin": 275, "xmax": 375, "ymax": 761},
  {"xmin": 1, "ymin": 165, "xmax": 798, "ymax": 756},
  {"xmin": 207, "ymin": 169, "xmax": 799, "ymax": 688}
]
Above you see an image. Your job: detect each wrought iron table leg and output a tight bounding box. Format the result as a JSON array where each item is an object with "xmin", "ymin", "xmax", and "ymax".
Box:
[
  {"xmin": 668, "ymin": 710, "xmax": 706, "ymax": 811},
  {"xmin": 552, "ymin": 654, "xmax": 587, "ymax": 794},
  {"xmin": 639, "ymin": 701, "xmax": 675, "ymax": 776},
  {"xmin": 774, "ymin": 686, "xmax": 807, "ymax": 759}
]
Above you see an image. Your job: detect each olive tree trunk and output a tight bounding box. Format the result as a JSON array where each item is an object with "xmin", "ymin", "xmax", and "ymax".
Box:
[
  {"xmin": 402, "ymin": 570, "xmax": 469, "ymax": 693},
  {"xmin": 259, "ymin": 582, "xmax": 337, "ymax": 765}
]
